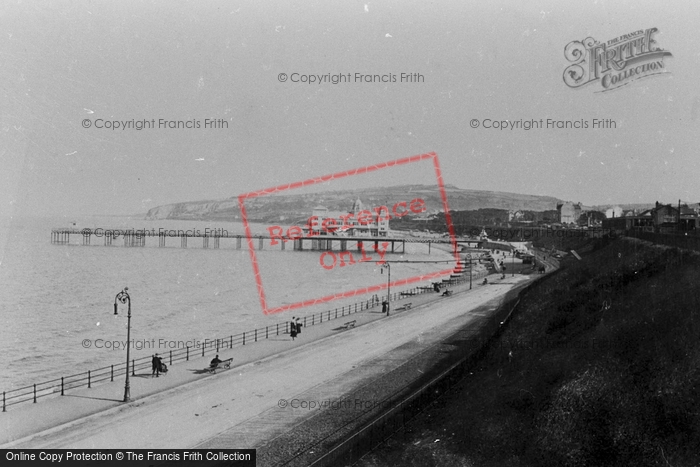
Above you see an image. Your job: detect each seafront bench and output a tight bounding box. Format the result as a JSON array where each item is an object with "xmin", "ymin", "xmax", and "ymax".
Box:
[
  {"xmin": 208, "ymin": 358, "xmax": 233, "ymax": 374},
  {"xmin": 342, "ymin": 320, "xmax": 357, "ymax": 330},
  {"xmin": 395, "ymin": 302, "xmax": 413, "ymax": 311},
  {"xmin": 400, "ymin": 291, "xmax": 416, "ymax": 296}
]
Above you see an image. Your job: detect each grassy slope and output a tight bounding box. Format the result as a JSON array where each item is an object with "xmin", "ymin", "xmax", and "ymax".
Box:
[{"xmin": 359, "ymin": 237, "xmax": 700, "ymax": 467}]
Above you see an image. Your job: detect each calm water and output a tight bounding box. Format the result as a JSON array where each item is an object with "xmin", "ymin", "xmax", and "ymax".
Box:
[{"xmin": 0, "ymin": 215, "xmax": 452, "ymax": 391}]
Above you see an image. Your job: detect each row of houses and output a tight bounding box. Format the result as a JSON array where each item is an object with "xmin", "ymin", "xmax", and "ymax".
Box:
[{"xmin": 602, "ymin": 201, "xmax": 700, "ymax": 233}]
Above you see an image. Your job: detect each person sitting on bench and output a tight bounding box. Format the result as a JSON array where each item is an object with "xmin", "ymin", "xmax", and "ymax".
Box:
[{"xmin": 210, "ymin": 355, "xmax": 222, "ymax": 367}]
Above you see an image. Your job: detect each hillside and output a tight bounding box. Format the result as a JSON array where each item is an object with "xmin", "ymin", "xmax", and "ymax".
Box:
[
  {"xmin": 145, "ymin": 185, "xmax": 568, "ymax": 222},
  {"xmin": 360, "ymin": 237, "xmax": 700, "ymax": 466}
]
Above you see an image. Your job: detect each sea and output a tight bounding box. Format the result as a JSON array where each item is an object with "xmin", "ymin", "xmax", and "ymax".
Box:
[{"xmin": 0, "ymin": 215, "xmax": 454, "ymax": 392}]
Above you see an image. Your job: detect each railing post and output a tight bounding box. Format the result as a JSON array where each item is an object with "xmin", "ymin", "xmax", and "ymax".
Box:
[
  {"xmin": 169, "ymin": 350, "xmax": 173, "ymax": 365},
  {"xmin": 277, "ymin": 323, "xmax": 279, "ymax": 336},
  {"xmin": 88, "ymin": 371, "xmax": 91, "ymax": 388},
  {"xmin": 230, "ymin": 335, "xmax": 233, "ymax": 349},
  {"xmin": 202, "ymin": 344, "xmax": 205, "ymax": 357},
  {"xmin": 186, "ymin": 345, "xmax": 190, "ymax": 361},
  {"xmin": 132, "ymin": 360, "xmax": 135, "ymax": 376},
  {"xmin": 61, "ymin": 377, "xmax": 64, "ymax": 396},
  {"xmin": 243, "ymin": 332, "xmax": 245, "ymax": 345},
  {"xmin": 216, "ymin": 339, "xmax": 219, "ymax": 353},
  {"xmin": 266, "ymin": 326, "xmax": 269, "ymax": 339},
  {"xmin": 111, "ymin": 365, "xmax": 114, "ymax": 382},
  {"xmin": 304, "ymin": 316, "xmax": 307, "ymax": 328},
  {"xmin": 255, "ymin": 329, "xmax": 257, "ymax": 342},
  {"xmin": 2, "ymin": 391, "xmax": 5, "ymax": 411}
]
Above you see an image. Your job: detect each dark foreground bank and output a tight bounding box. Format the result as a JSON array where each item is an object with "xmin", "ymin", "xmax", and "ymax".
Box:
[{"xmin": 358, "ymin": 237, "xmax": 700, "ymax": 467}]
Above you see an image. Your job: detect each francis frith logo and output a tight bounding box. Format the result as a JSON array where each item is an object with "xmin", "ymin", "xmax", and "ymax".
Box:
[{"xmin": 563, "ymin": 28, "xmax": 672, "ymax": 92}]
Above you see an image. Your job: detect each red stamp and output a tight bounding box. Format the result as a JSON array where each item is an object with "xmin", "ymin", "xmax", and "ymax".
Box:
[{"xmin": 238, "ymin": 152, "xmax": 459, "ymax": 315}]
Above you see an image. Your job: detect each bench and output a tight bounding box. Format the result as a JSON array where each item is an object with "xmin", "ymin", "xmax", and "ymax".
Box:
[
  {"xmin": 341, "ymin": 320, "xmax": 357, "ymax": 330},
  {"xmin": 395, "ymin": 302, "xmax": 413, "ymax": 311},
  {"xmin": 208, "ymin": 358, "xmax": 233, "ymax": 374}
]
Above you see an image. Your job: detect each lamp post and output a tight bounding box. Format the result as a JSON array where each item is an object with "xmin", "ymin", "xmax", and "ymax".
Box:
[
  {"xmin": 381, "ymin": 262, "xmax": 391, "ymax": 315},
  {"xmin": 468, "ymin": 254, "xmax": 472, "ymax": 289},
  {"xmin": 512, "ymin": 245, "xmax": 515, "ymax": 277},
  {"xmin": 114, "ymin": 287, "xmax": 131, "ymax": 402}
]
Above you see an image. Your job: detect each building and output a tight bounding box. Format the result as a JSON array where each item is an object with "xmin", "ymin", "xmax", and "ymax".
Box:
[
  {"xmin": 508, "ymin": 210, "xmax": 525, "ymax": 222},
  {"xmin": 557, "ymin": 202, "xmax": 582, "ymax": 224},
  {"xmin": 650, "ymin": 202, "xmax": 678, "ymax": 232},
  {"xmin": 601, "ymin": 201, "xmax": 700, "ymax": 233},
  {"xmin": 307, "ymin": 198, "xmax": 389, "ymax": 237}
]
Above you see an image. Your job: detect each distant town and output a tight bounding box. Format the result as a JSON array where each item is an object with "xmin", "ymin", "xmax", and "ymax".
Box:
[{"xmin": 390, "ymin": 200, "xmax": 700, "ymax": 237}]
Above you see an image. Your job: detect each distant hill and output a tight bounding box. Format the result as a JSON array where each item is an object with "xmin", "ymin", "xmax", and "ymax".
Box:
[{"xmin": 145, "ymin": 185, "xmax": 573, "ymax": 223}]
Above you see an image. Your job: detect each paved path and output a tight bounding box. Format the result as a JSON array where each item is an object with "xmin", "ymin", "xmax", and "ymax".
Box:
[{"xmin": 1, "ymin": 272, "xmax": 531, "ymax": 450}]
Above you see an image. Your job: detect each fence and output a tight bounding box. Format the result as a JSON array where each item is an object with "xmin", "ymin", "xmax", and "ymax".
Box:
[
  {"xmin": 1, "ymin": 267, "xmax": 491, "ymax": 412},
  {"xmin": 623, "ymin": 229, "xmax": 700, "ymax": 253},
  {"xmin": 293, "ymin": 270, "xmax": 558, "ymax": 467}
]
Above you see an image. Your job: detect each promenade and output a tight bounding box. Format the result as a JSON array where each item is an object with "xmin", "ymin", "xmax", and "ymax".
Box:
[{"xmin": 0, "ymin": 267, "xmax": 538, "ymax": 457}]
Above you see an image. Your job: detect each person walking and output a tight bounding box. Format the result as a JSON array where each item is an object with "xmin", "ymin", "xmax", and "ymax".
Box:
[
  {"xmin": 382, "ymin": 300, "xmax": 388, "ymax": 313},
  {"xmin": 290, "ymin": 317, "xmax": 297, "ymax": 340},
  {"xmin": 295, "ymin": 317, "xmax": 302, "ymax": 336}
]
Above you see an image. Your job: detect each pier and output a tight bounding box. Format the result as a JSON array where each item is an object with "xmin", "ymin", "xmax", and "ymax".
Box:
[{"xmin": 49, "ymin": 228, "xmax": 472, "ymax": 253}]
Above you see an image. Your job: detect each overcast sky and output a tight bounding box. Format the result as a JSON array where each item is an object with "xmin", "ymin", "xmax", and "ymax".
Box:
[{"xmin": 2, "ymin": 0, "xmax": 699, "ymax": 218}]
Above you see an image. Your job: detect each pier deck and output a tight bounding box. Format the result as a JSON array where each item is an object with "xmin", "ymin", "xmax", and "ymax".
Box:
[{"xmin": 50, "ymin": 228, "xmax": 475, "ymax": 252}]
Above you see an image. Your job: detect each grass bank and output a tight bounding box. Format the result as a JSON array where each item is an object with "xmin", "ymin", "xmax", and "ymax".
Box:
[{"xmin": 359, "ymin": 237, "xmax": 700, "ymax": 466}]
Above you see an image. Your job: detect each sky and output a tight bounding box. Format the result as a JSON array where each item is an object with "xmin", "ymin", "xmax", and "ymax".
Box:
[{"xmin": 2, "ymin": 0, "xmax": 699, "ymax": 219}]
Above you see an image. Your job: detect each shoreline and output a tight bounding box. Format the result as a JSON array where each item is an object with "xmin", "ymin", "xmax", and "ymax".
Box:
[{"xmin": 0, "ymin": 264, "xmax": 511, "ymax": 449}]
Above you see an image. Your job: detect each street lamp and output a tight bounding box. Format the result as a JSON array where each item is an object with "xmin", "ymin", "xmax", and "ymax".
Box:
[
  {"xmin": 467, "ymin": 253, "xmax": 472, "ymax": 289},
  {"xmin": 381, "ymin": 262, "xmax": 391, "ymax": 315},
  {"xmin": 114, "ymin": 287, "xmax": 132, "ymax": 402}
]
